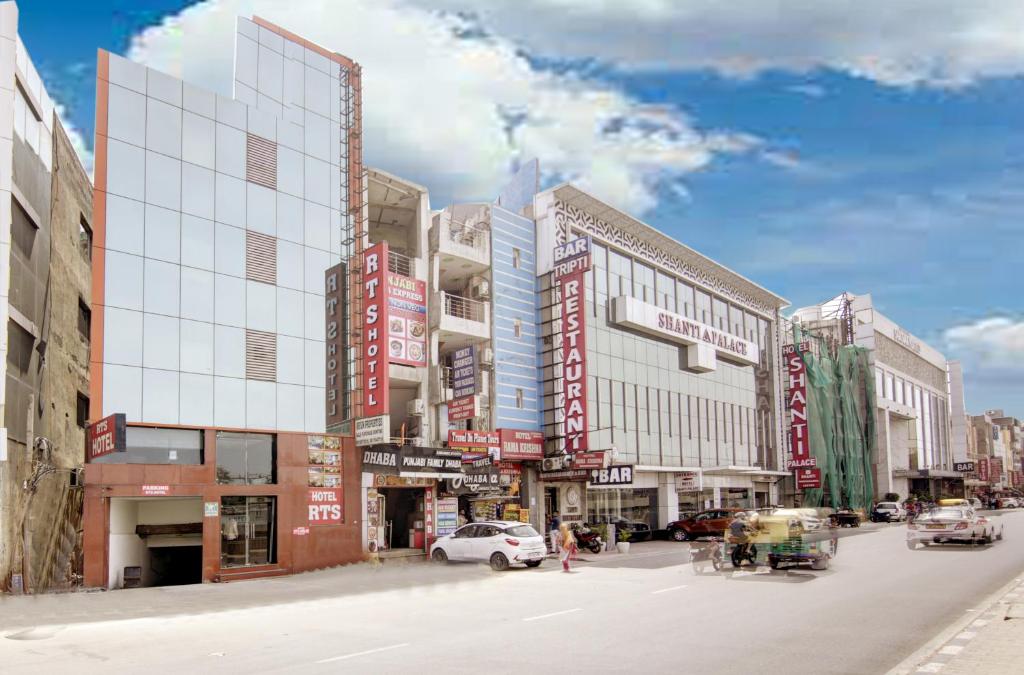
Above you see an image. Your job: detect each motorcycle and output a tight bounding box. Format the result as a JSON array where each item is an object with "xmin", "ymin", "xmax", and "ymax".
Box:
[
  {"xmin": 572, "ymin": 524, "xmax": 604, "ymax": 554},
  {"xmin": 728, "ymin": 538, "xmax": 758, "ymax": 567}
]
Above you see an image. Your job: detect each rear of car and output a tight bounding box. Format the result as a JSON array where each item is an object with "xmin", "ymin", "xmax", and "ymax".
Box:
[
  {"xmin": 872, "ymin": 502, "xmax": 905, "ymax": 522},
  {"xmin": 907, "ymin": 507, "xmax": 987, "ymax": 548}
]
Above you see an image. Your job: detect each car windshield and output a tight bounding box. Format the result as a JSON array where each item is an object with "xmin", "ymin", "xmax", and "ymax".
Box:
[
  {"xmin": 878, "ymin": 504, "xmax": 896, "ymax": 509},
  {"xmin": 927, "ymin": 507, "xmax": 966, "ymax": 519},
  {"xmin": 505, "ymin": 525, "xmax": 539, "ymax": 537}
]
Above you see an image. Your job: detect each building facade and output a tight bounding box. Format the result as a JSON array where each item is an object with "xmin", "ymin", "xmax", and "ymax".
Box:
[
  {"xmin": 793, "ymin": 293, "xmax": 959, "ymax": 500},
  {"xmin": 0, "ymin": 0, "xmax": 93, "ymax": 593},
  {"xmin": 83, "ymin": 16, "xmax": 365, "ymax": 588}
]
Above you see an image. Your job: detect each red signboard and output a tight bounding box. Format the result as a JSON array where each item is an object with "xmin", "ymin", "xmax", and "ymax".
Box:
[
  {"xmin": 362, "ymin": 242, "xmax": 389, "ymax": 417},
  {"xmin": 308, "ymin": 488, "xmax": 343, "ymax": 524},
  {"xmin": 570, "ymin": 451, "xmax": 605, "ymax": 470},
  {"xmin": 978, "ymin": 457, "xmax": 990, "ymax": 482},
  {"xmin": 795, "ymin": 468, "xmax": 821, "ymax": 490},
  {"xmin": 424, "ymin": 487, "xmax": 434, "ymax": 541},
  {"xmin": 449, "ymin": 429, "xmax": 500, "ymax": 463},
  {"xmin": 142, "ymin": 485, "xmax": 169, "ymax": 496},
  {"xmin": 990, "ymin": 457, "xmax": 1004, "ymax": 482},
  {"xmin": 447, "ymin": 395, "xmax": 478, "ymax": 421},
  {"xmin": 386, "ymin": 273, "xmax": 427, "ymax": 366},
  {"xmin": 87, "ymin": 412, "xmax": 126, "ymax": 461},
  {"xmin": 498, "ymin": 429, "xmax": 544, "ymax": 461},
  {"xmin": 560, "ymin": 270, "xmax": 588, "ymax": 452}
]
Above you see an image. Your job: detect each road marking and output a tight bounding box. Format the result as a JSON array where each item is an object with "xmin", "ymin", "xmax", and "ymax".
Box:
[
  {"xmin": 522, "ymin": 608, "xmax": 582, "ymax": 622},
  {"xmin": 651, "ymin": 585, "xmax": 688, "ymax": 594},
  {"xmin": 956, "ymin": 631, "xmax": 976, "ymax": 640},
  {"xmin": 938, "ymin": 645, "xmax": 963, "ymax": 656},
  {"xmin": 971, "ymin": 619, "xmax": 988, "ymax": 627},
  {"xmin": 915, "ymin": 663, "xmax": 944, "ymax": 673},
  {"xmin": 315, "ymin": 643, "xmax": 410, "ymax": 664}
]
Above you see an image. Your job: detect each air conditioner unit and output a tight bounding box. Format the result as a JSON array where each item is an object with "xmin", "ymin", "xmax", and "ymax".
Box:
[
  {"xmin": 407, "ymin": 399, "xmax": 426, "ymax": 416},
  {"xmin": 470, "ymin": 277, "xmax": 490, "ymax": 300},
  {"xmin": 479, "ymin": 348, "xmax": 494, "ymax": 367},
  {"xmin": 542, "ymin": 457, "xmax": 564, "ymax": 472}
]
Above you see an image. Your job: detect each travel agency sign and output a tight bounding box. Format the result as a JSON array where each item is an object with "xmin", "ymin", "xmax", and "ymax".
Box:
[{"xmin": 554, "ymin": 237, "xmax": 590, "ymax": 453}]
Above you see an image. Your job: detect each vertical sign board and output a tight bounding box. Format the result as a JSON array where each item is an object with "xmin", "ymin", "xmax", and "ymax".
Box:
[
  {"xmin": 386, "ymin": 273, "xmax": 428, "ymax": 367},
  {"xmin": 554, "ymin": 237, "xmax": 591, "ymax": 453},
  {"xmin": 362, "ymin": 242, "xmax": 389, "ymax": 418},
  {"xmin": 87, "ymin": 413, "xmax": 126, "ymax": 462},
  {"xmin": 448, "ymin": 346, "xmax": 477, "ymax": 422},
  {"xmin": 783, "ymin": 343, "xmax": 818, "ymax": 487},
  {"xmin": 978, "ymin": 457, "xmax": 990, "ymax": 483},
  {"xmin": 325, "ymin": 263, "xmax": 345, "ymax": 428}
]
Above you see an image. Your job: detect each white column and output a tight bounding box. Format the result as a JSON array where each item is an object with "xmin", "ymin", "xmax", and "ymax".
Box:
[
  {"xmin": 883, "ymin": 410, "xmax": 893, "ymax": 495},
  {"xmin": 657, "ymin": 473, "xmax": 678, "ymax": 528}
]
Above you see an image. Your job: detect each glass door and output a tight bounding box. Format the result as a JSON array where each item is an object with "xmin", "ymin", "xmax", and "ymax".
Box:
[{"xmin": 220, "ymin": 496, "xmax": 276, "ymax": 568}]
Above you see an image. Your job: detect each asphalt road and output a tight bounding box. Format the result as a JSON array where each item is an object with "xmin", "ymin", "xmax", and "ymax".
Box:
[{"xmin": 4, "ymin": 510, "xmax": 1024, "ymax": 674}]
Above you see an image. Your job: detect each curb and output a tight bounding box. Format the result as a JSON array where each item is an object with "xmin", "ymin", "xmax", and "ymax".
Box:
[{"xmin": 887, "ymin": 571, "xmax": 1024, "ymax": 675}]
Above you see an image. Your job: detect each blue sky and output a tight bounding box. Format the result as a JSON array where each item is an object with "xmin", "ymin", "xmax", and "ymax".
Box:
[{"xmin": 16, "ymin": 0, "xmax": 1023, "ymax": 416}]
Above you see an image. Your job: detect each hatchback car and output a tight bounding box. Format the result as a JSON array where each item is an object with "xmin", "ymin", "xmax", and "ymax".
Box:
[
  {"xmin": 907, "ymin": 507, "xmax": 1002, "ymax": 548},
  {"xmin": 667, "ymin": 508, "xmax": 747, "ymax": 541},
  {"xmin": 430, "ymin": 521, "xmax": 546, "ymax": 570}
]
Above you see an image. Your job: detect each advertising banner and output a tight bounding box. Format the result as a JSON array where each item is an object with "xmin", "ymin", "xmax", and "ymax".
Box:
[
  {"xmin": 953, "ymin": 461, "xmax": 975, "ymax": 473},
  {"xmin": 308, "ymin": 488, "xmax": 343, "ymax": 524},
  {"xmin": 448, "ymin": 429, "xmax": 501, "ymax": 462},
  {"xmin": 588, "ymin": 465, "xmax": 634, "ymax": 487},
  {"xmin": 447, "ymin": 395, "xmax": 478, "ymax": 422},
  {"xmin": 560, "ymin": 269, "xmax": 588, "ymax": 452},
  {"xmin": 796, "ymin": 468, "xmax": 822, "ymax": 490},
  {"xmin": 87, "ymin": 413, "xmax": 126, "ymax": 461},
  {"xmin": 325, "ymin": 263, "xmax": 345, "ymax": 427},
  {"xmin": 362, "ymin": 445, "xmax": 400, "ymax": 475},
  {"xmin": 424, "ymin": 487, "xmax": 435, "ymax": 539},
  {"xmin": 362, "ymin": 242, "xmax": 389, "ymax": 417},
  {"xmin": 355, "ymin": 414, "xmax": 389, "ymax": 447},
  {"xmin": 979, "ymin": 457, "xmax": 990, "ymax": 482},
  {"xmin": 498, "ymin": 429, "xmax": 544, "ymax": 461},
  {"xmin": 307, "ymin": 435, "xmax": 342, "ymax": 488},
  {"xmin": 570, "ymin": 451, "xmax": 605, "ymax": 470},
  {"xmin": 675, "ymin": 471, "xmax": 701, "ymax": 492},
  {"xmin": 552, "ymin": 236, "xmax": 592, "ymax": 281},
  {"xmin": 436, "ymin": 498, "xmax": 459, "ymax": 536},
  {"xmin": 451, "ymin": 346, "xmax": 476, "ymax": 397},
  {"xmin": 386, "ymin": 273, "xmax": 427, "ymax": 367},
  {"xmin": 991, "ymin": 456, "xmax": 1004, "ymax": 482},
  {"xmin": 399, "ymin": 446, "xmax": 463, "ymax": 476}
]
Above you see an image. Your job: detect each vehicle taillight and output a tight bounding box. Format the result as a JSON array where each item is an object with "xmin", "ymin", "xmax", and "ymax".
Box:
[
  {"xmin": 954, "ymin": 522, "xmax": 968, "ymax": 530},
  {"xmin": 505, "ymin": 538, "xmax": 520, "ymax": 546}
]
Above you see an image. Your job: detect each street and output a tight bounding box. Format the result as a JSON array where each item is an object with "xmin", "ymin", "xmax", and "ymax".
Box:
[{"xmin": 3, "ymin": 511, "xmax": 1024, "ymax": 674}]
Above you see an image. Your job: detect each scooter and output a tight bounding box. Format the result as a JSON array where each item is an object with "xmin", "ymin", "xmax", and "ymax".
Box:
[
  {"xmin": 729, "ymin": 539, "xmax": 758, "ymax": 567},
  {"xmin": 573, "ymin": 524, "xmax": 604, "ymax": 554}
]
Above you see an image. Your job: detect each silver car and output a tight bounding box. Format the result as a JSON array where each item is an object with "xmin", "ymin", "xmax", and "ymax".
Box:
[{"xmin": 907, "ymin": 507, "xmax": 1003, "ymax": 548}]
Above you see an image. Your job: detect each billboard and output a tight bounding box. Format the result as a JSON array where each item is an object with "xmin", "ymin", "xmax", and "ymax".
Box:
[
  {"xmin": 386, "ymin": 273, "xmax": 427, "ymax": 367},
  {"xmin": 559, "ymin": 260, "xmax": 588, "ymax": 453},
  {"xmin": 784, "ymin": 344, "xmax": 816, "ymax": 478},
  {"xmin": 498, "ymin": 429, "xmax": 544, "ymax": 461},
  {"xmin": 361, "ymin": 242, "xmax": 389, "ymax": 417},
  {"xmin": 325, "ymin": 263, "xmax": 346, "ymax": 427}
]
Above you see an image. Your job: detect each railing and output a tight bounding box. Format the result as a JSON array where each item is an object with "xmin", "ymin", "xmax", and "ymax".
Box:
[
  {"xmin": 388, "ymin": 250, "xmax": 413, "ymax": 277},
  {"xmin": 443, "ymin": 292, "xmax": 486, "ymax": 322},
  {"xmin": 447, "ymin": 219, "xmax": 489, "ymax": 251},
  {"xmin": 440, "ymin": 366, "xmax": 455, "ymax": 390}
]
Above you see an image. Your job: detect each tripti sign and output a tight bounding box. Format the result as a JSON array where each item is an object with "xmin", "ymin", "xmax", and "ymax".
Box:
[
  {"xmin": 361, "ymin": 242, "xmax": 389, "ymax": 417},
  {"xmin": 87, "ymin": 412, "xmax": 126, "ymax": 461},
  {"xmin": 308, "ymin": 488, "xmax": 343, "ymax": 524},
  {"xmin": 552, "ymin": 236, "xmax": 591, "ymax": 280},
  {"xmin": 559, "ymin": 264, "xmax": 588, "ymax": 452}
]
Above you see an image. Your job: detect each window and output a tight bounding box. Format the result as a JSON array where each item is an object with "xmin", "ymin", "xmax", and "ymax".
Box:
[
  {"xmin": 513, "ymin": 318, "xmax": 522, "ymax": 338},
  {"xmin": 76, "ymin": 393, "xmax": 89, "ymax": 428},
  {"xmin": 515, "ymin": 388, "xmax": 524, "ymax": 409},
  {"xmin": 634, "ymin": 262, "xmax": 655, "ymax": 303},
  {"xmin": 91, "ymin": 427, "xmax": 204, "ymax": 465},
  {"xmin": 512, "ymin": 247, "xmax": 521, "ymax": 269},
  {"xmin": 79, "ymin": 215, "xmax": 92, "ymax": 260},
  {"xmin": 216, "ymin": 432, "xmax": 276, "ymax": 484},
  {"xmin": 77, "ymin": 299, "xmax": 91, "ymax": 340},
  {"xmin": 221, "ymin": 496, "xmax": 276, "ymax": 568}
]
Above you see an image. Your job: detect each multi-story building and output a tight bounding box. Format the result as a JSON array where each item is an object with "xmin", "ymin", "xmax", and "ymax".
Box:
[
  {"xmin": 0, "ymin": 0, "xmax": 93, "ymax": 593},
  {"xmin": 793, "ymin": 293, "xmax": 960, "ymax": 500},
  {"xmin": 82, "ymin": 16, "xmax": 366, "ymax": 587},
  {"xmin": 987, "ymin": 410, "xmax": 1022, "ymax": 490},
  {"xmin": 533, "ymin": 184, "xmax": 790, "ymax": 531}
]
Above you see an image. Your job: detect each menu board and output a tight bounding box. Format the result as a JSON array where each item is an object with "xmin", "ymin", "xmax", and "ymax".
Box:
[
  {"xmin": 436, "ymin": 498, "xmax": 459, "ymax": 536},
  {"xmin": 307, "ymin": 435, "xmax": 342, "ymax": 488},
  {"xmin": 387, "ymin": 273, "xmax": 428, "ymax": 367}
]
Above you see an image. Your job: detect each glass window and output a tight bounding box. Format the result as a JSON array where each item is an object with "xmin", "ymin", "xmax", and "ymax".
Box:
[
  {"xmin": 512, "ymin": 247, "xmax": 521, "ymax": 269},
  {"xmin": 885, "ymin": 372, "xmax": 894, "ymax": 401},
  {"xmin": 515, "ymin": 388, "xmax": 524, "ymax": 409},
  {"xmin": 586, "ymin": 488, "xmax": 657, "ymax": 530},
  {"xmin": 591, "ymin": 242, "xmax": 608, "ymax": 309},
  {"xmin": 656, "ymin": 271, "xmax": 676, "ymax": 311},
  {"xmin": 875, "ymin": 368, "xmax": 884, "ymax": 396},
  {"xmin": 729, "ymin": 305, "xmax": 744, "ymax": 337},
  {"xmin": 513, "ymin": 318, "xmax": 522, "ymax": 338},
  {"xmin": 712, "ymin": 298, "xmax": 728, "ymax": 331},
  {"xmin": 634, "ymin": 261, "xmax": 655, "ymax": 303},
  {"xmin": 695, "ymin": 289, "xmax": 712, "ymax": 325},
  {"xmin": 79, "ymin": 215, "xmax": 93, "ymax": 260},
  {"xmin": 895, "ymin": 378, "xmax": 905, "ymax": 405},
  {"xmin": 221, "ymin": 496, "xmax": 276, "ymax": 568},
  {"xmin": 216, "ymin": 432, "xmax": 276, "ymax": 484},
  {"xmin": 505, "ymin": 524, "xmax": 539, "ymax": 537},
  {"xmin": 678, "ymin": 281, "xmax": 695, "ymax": 319},
  {"xmin": 76, "ymin": 393, "xmax": 89, "ymax": 428},
  {"xmin": 609, "ymin": 249, "xmax": 632, "ymax": 297},
  {"xmin": 92, "ymin": 426, "xmax": 204, "ymax": 465}
]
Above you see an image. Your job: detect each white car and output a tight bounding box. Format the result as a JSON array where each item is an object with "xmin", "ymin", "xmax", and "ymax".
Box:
[
  {"xmin": 907, "ymin": 507, "xmax": 1003, "ymax": 549},
  {"xmin": 871, "ymin": 502, "xmax": 907, "ymax": 522},
  {"xmin": 430, "ymin": 521, "xmax": 547, "ymax": 570}
]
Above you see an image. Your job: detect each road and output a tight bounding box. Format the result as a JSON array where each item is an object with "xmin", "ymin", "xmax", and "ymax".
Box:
[{"xmin": 3, "ymin": 510, "xmax": 1024, "ymax": 674}]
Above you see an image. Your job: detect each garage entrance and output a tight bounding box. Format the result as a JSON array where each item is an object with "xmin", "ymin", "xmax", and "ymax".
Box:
[{"xmin": 108, "ymin": 497, "xmax": 203, "ymax": 589}]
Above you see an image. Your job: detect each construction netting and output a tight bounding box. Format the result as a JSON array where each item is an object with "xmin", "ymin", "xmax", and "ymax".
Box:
[{"xmin": 793, "ymin": 325, "xmax": 877, "ymax": 511}]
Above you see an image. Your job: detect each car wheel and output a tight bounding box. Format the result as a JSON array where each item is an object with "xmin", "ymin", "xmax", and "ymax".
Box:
[
  {"xmin": 431, "ymin": 549, "xmax": 448, "ymax": 563},
  {"xmin": 672, "ymin": 529, "xmax": 688, "ymax": 542},
  {"xmin": 997, "ymin": 528, "xmax": 1004, "ymax": 541},
  {"xmin": 984, "ymin": 533, "xmax": 993, "ymax": 545},
  {"xmin": 811, "ymin": 555, "xmax": 830, "ymax": 570},
  {"xmin": 524, "ymin": 560, "xmax": 542, "ymax": 568},
  {"xmin": 490, "ymin": 552, "xmax": 510, "ymax": 571},
  {"xmin": 769, "ymin": 557, "xmax": 781, "ymax": 570}
]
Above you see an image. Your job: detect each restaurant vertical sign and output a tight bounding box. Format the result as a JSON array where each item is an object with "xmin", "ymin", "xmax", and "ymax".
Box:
[
  {"xmin": 554, "ymin": 237, "xmax": 591, "ymax": 453},
  {"xmin": 784, "ymin": 342, "xmax": 819, "ymax": 489},
  {"xmin": 362, "ymin": 242, "xmax": 389, "ymax": 418}
]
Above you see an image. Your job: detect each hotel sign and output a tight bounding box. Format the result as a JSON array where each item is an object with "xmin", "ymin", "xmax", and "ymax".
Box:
[
  {"xmin": 325, "ymin": 263, "xmax": 345, "ymax": 427},
  {"xmin": 784, "ymin": 343, "xmax": 818, "ymax": 488},
  {"xmin": 892, "ymin": 327, "xmax": 922, "ymax": 354},
  {"xmin": 87, "ymin": 413, "xmax": 126, "ymax": 462},
  {"xmin": 610, "ymin": 295, "xmax": 759, "ymax": 367},
  {"xmin": 361, "ymin": 242, "xmax": 389, "ymax": 417}
]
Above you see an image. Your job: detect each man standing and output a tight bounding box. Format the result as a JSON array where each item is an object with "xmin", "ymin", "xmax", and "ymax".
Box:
[{"xmin": 549, "ymin": 514, "xmax": 561, "ymax": 554}]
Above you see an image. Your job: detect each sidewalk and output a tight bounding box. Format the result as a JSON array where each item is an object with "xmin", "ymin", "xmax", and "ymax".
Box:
[{"xmin": 893, "ymin": 575, "xmax": 1024, "ymax": 674}]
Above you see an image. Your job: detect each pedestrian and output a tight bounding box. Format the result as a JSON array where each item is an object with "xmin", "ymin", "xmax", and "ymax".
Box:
[
  {"xmin": 557, "ymin": 523, "xmax": 576, "ymax": 573},
  {"xmin": 548, "ymin": 514, "xmax": 561, "ymax": 554}
]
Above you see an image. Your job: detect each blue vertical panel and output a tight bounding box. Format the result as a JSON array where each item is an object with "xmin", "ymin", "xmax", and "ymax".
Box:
[{"xmin": 491, "ymin": 206, "xmax": 541, "ymax": 430}]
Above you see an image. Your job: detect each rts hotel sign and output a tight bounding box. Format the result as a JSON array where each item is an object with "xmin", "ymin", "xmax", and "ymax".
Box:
[
  {"xmin": 325, "ymin": 263, "xmax": 345, "ymax": 428},
  {"xmin": 361, "ymin": 242, "xmax": 389, "ymax": 417},
  {"xmin": 87, "ymin": 413, "xmax": 126, "ymax": 461},
  {"xmin": 554, "ymin": 237, "xmax": 590, "ymax": 453}
]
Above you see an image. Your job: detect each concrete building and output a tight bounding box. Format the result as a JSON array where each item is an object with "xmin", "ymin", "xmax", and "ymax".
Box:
[
  {"xmin": 83, "ymin": 16, "xmax": 366, "ymax": 588},
  {"xmin": 793, "ymin": 293, "xmax": 959, "ymax": 500},
  {"xmin": 0, "ymin": 1, "xmax": 93, "ymax": 593},
  {"xmin": 533, "ymin": 185, "xmax": 790, "ymax": 531},
  {"xmin": 987, "ymin": 410, "xmax": 1023, "ymax": 490}
]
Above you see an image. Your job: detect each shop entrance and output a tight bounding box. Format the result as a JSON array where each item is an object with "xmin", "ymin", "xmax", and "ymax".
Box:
[
  {"xmin": 379, "ymin": 487, "xmax": 426, "ymax": 552},
  {"xmin": 107, "ymin": 497, "xmax": 203, "ymax": 589}
]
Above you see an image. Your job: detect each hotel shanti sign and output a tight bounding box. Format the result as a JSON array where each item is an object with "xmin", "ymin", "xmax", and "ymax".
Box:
[{"xmin": 610, "ymin": 295, "xmax": 759, "ymax": 366}]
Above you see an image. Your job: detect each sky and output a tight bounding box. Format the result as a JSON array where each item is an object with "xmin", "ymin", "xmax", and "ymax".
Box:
[{"xmin": 16, "ymin": 0, "xmax": 1023, "ymax": 417}]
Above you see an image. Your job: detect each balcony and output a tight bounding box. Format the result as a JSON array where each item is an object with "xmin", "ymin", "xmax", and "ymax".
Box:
[
  {"xmin": 430, "ymin": 291, "xmax": 490, "ymax": 346},
  {"xmin": 430, "ymin": 206, "xmax": 490, "ymax": 270}
]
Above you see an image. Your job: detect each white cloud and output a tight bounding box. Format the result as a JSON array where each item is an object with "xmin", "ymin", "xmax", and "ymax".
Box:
[
  {"xmin": 416, "ymin": 0, "xmax": 1024, "ymax": 88},
  {"xmin": 945, "ymin": 317, "xmax": 1024, "ymax": 372},
  {"xmin": 124, "ymin": 0, "xmax": 762, "ymax": 213}
]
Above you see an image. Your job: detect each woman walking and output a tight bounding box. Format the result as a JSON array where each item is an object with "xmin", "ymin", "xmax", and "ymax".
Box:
[{"xmin": 558, "ymin": 523, "xmax": 576, "ymax": 573}]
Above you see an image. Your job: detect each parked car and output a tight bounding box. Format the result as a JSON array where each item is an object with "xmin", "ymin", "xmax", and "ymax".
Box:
[
  {"xmin": 667, "ymin": 508, "xmax": 747, "ymax": 541},
  {"xmin": 968, "ymin": 498, "xmax": 983, "ymax": 510},
  {"xmin": 430, "ymin": 521, "xmax": 547, "ymax": 570},
  {"xmin": 871, "ymin": 502, "xmax": 907, "ymax": 522},
  {"xmin": 613, "ymin": 519, "xmax": 653, "ymax": 542},
  {"xmin": 997, "ymin": 496, "xmax": 1021, "ymax": 509},
  {"xmin": 907, "ymin": 507, "xmax": 1003, "ymax": 549}
]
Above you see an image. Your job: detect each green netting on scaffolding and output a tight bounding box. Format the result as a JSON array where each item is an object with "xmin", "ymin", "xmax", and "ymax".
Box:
[{"xmin": 794, "ymin": 325, "xmax": 877, "ymax": 511}]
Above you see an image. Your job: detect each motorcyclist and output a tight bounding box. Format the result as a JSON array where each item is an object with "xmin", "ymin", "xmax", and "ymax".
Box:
[{"xmin": 728, "ymin": 511, "xmax": 758, "ymax": 565}]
